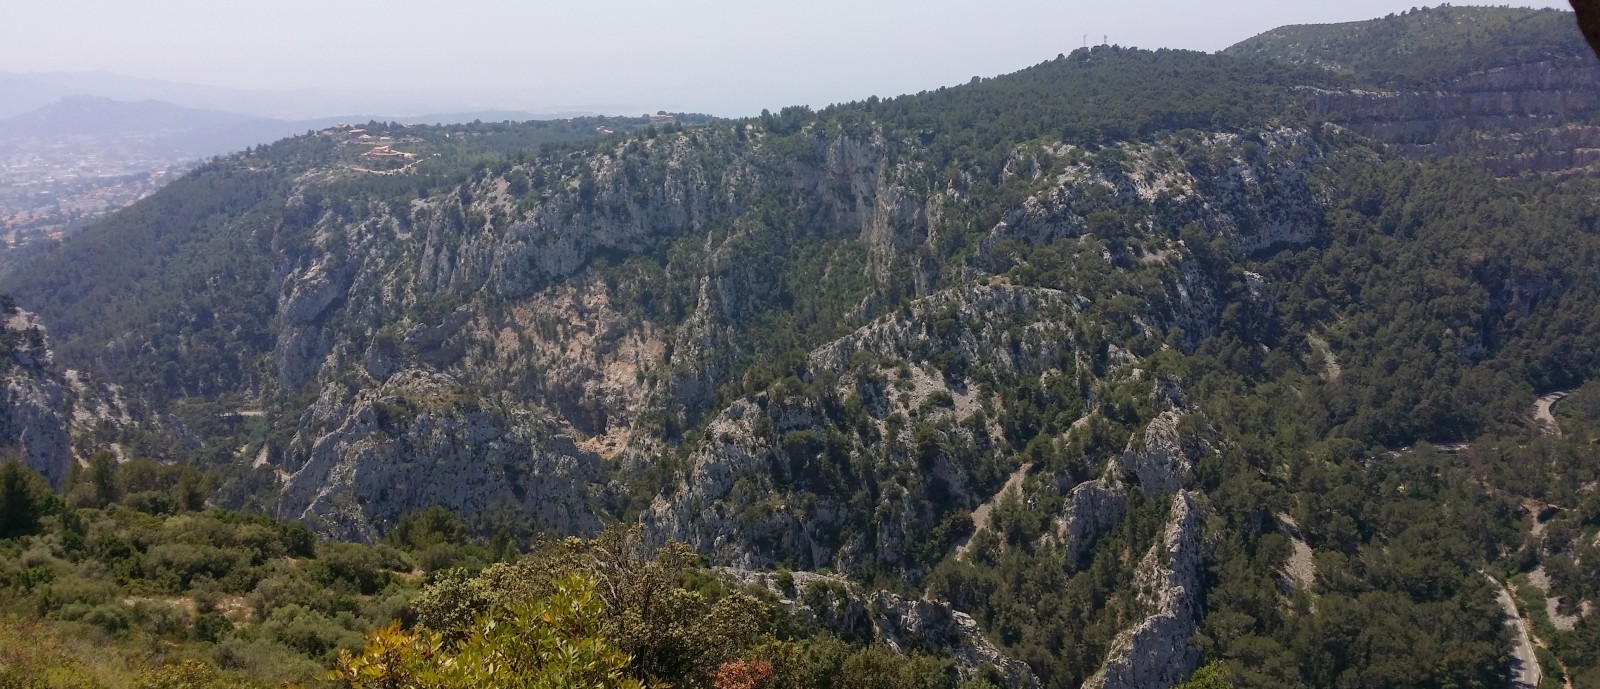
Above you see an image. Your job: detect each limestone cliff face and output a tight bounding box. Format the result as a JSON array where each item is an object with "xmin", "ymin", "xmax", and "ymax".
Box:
[
  {"xmin": 1304, "ymin": 58, "xmax": 1600, "ymax": 174},
  {"xmin": 28, "ymin": 112, "xmax": 1312, "ymax": 542},
  {"xmin": 1082, "ymin": 491, "xmax": 1203, "ymax": 689},
  {"xmin": 0, "ymin": 310, "xmax": 130, "ymax": 487},
  {"xmin": 983, "ymin": 129, "xmax": 1328, "ymax": 257},
  {"xmin": 1117, "ymin": 388, "xmax": 1213, "ymax": 500},
  {"xmin": 1051, "ymin": 478, "xmax": 1128, "ymax": 563},
  {"xmin": 249, "ymin": 124, "xmax": 969, "ymax": 537},
  {"xmin": 256, "ymin": 123, "xmax": 1277, "ymax": 547},
  {"xmin": 1304, "ymin": 60, "xmax": 1600, "ymax": 129},
  {"xmin": 0, "ymin": 311, "xmax": 72, "ymax": 485},
  {"xmin": 1045, "ymin": 380, "xmax": 1211, "ymax": 549},
  {"xmin": 276, "ymin": 368, "xmax": 603, "ymax": 541},
  {"xmin": 1402, "ymin": 124, "xmax": 1600, "ymax": 176},
  {"xmin": 970, "ymin": 129, "xmax": 1325, "ymax": 356},
  {"xmin": 1008, "ymin": 381, "xmax": 1214, "ymax": 689}
]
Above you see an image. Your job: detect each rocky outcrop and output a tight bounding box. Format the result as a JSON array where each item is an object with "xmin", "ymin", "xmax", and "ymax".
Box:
[
  {"xmin": 237, "ymin": 123, "xmax": 961, "ymax": 536},
  {"xmin": 17, "ymin": 114, "xmax": 1306, "ymax": 542},
  {"xmin": 1303, "ymin": 59, "xmax": 1600, "ymax": 174},
  {"xmin": 726, "ymin": 569, "xmax": 1038, "ymax": 689},
  {"xmin": 0, "ymin": 311, "xmax": 79, "ymax": 486},
  {"xmin": 983, "ymin": 129, "xmax": 1327, "ymax": 258},
  {"xmin": 1052, "ymin": 478, "xmax": 1128, "ymax": 562},
  {"xmin": 1118, "ymin": 409, "xmax": 1198, "ymax": 498},
  {"xmin": 0, "ymin": 310, "xmax": 135, "ymax": 487},
  {"xmin": 643, "ymin": 284, "xmax": 1091, "ymax": 574},
  {"xmin": 1119, "ymin": 382, "xmax": 1213, "ymax": 497},
  {"xmin": 1401, "ymin": 125, "xmax": 1600, "ymax": 176},
  {"xmin": 274, "ymin": 254, "xmax": 354, "ymax": 389},
  {"xmin": 1, "ymin": 373, "xmax": 71, "ymax": 486},
  {"xmin": 1045, "ymin": 380, "xmax": 1211, "ymax": 561},
  {"xmin": 987, "ymin": 381, "xmax": 1214, "ymax": 688},
  {"xmin": 1082, "ymin": 491, "xmax": 1204, "ymax": 689},
  {"xmin": 1305, "ymin": 83, "xmax": 1600, "ymax": 136},
  {"xmin": 261, "ymin": 126, "xmax": 1303, "ymax": 543}
]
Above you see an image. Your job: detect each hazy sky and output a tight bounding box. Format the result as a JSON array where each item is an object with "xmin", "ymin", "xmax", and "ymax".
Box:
[{"xmin": 1, "ymin": 0, "xmax": 1576, "ymax": 115}]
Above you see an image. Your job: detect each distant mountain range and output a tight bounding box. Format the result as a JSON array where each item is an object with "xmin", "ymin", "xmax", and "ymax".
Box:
[
  {"xmin": 0, "ymin": 94, "xmax": 578, "ymax": 161},
  {"xmin": 0, "ymin": 70, "xmax": 614, "ymax": 121},
  {"xmin": 2, "ymin": 96, "xmax": 261, "ymax": 138}
]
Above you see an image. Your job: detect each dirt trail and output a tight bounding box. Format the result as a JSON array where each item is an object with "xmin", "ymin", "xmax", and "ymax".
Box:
[
  {"xmin": 1276, "ymin": 514, "xmax": 1317, "ymax": 591},
  {"xmin": 1535, "ymin": 391, "xmax": 1573, "ymax": 436},
  {"xmin": 1307, "ymin": 333, "xmax": 1342, "ymax": 382},
  {"xmin": 1485, "ymin": 573, "xmax": 1543, "ymax": 689},
  {"xmin": 955, "ymin": 462, "xmax": 1033, "ymax": 560},
  {"xmin": 1529, "ymin": 567, "xmax": 1584, "ymax": 632}
]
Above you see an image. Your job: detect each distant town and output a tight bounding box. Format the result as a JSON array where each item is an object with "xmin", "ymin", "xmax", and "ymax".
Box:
[
  {"xmin": 0, "ymin": 135, "xmax": 197, "ymax": 252},
  {"xmin": 0, "ymin": 110, "xmax": 692, "ymax": 257}
]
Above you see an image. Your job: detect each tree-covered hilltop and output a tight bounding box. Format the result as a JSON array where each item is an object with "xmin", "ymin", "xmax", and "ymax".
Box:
[
  {"xmin": 2, "ymin": 5, "xmax": 1599, "ymax": 689},
  {"xmin": 1223, "ymin": 5, "xmax": 1588, "ymax": 87}
]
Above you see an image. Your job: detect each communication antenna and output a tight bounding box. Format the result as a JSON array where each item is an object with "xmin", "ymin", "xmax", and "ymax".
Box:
[
  {"xmin": 1082, "ymin": 34, "xmax": 1087, "ymax": 48},
  {"xmin": 1103, "ymin": 34, "xmax": 1109, "ymax": 46}
]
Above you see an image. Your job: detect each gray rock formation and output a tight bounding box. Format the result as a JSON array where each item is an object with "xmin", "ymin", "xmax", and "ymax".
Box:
[
  {"xmin": 0, "ymin": 374, "xmax": 71, "ymax": 486},
  {"xmin": 1052, "ymin": 478, "xmax": 1128, "ymax": 562},
  {"xmin": 0, "ymin": 312, "xmax": 79, "ymax": 486},
  {"xmin": 242, "ymin": 125, "xmax": 959, "ymax": 537},
  {"xmin": 277, "ymin": 368, "xmax": 603, "ymax": 542},
  {"xmin": 1083, "ymin": 491, "xmax": 1203, "ymax": 689},
  {"xmin": 10, "ymin": 112, "xmax": 1317, "ymax": 544},
  {"xmin": 1303, "ymin": 59, "xmax": 1600, "ymax": 175},
  {"xmin": 1118, "ymin": 410, "xmax": 1198, "ymax": 498},
  {"xmin": 982, "ymin": 129, "xmax": 1327, "ymax": 258},
  {"xmin": 1016, "ymin": 382, "xmax": 1215, "ymax": 689},
  {"xmin": 1045, "ymin": 379, "xmax": 1212, "ymax": 560}
]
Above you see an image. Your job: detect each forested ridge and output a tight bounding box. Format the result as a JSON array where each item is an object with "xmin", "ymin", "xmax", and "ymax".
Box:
[
  {"xmin": 1224, "ymin": 5, "xmax": 1586, "ymax": 87},
  {"xmin": 2, "ymin": 5, "xmax": 1599, "ymax": 689}
]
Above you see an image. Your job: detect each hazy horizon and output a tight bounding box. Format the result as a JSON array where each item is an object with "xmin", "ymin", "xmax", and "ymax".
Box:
[{"xmin": 2, "ymin": 1, "xmax": 1576, "ymax": 117}]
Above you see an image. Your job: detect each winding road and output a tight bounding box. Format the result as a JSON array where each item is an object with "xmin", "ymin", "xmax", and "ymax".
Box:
[
  {"xmin": 1485, "ymin": 573, "xmax": 1543, "ymax": 689},
  {"xmin": 1484, "ymin": 390, "xmax": 1583, "ymax": 687},
  {"xmin": 1364, "ymin": 390, "xmax": 1586, "ymax": 687}
]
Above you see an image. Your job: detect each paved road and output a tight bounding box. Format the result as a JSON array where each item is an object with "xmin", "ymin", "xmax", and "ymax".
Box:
[{"xmin": 1486, "ymin": 573, "xmax": 1543, "ymax": 689}]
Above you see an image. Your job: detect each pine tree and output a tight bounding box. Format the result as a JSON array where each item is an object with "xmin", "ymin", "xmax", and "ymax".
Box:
[{"xmin": 0, "ymin": 460, "xmax": 47, "ymax": 539}]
